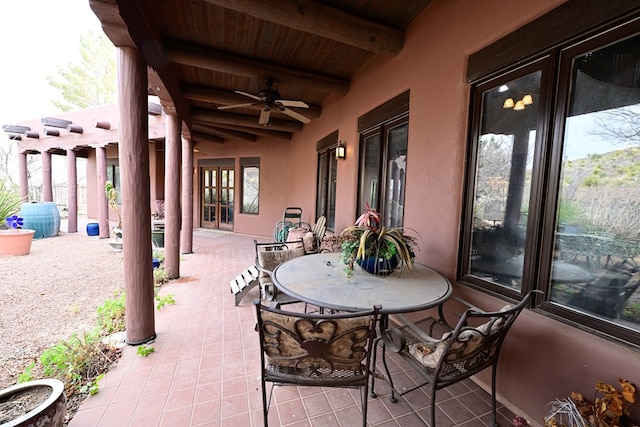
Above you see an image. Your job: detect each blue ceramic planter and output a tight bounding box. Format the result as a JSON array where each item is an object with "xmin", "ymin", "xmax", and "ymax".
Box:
[{"xmin": 357, "ymin": 256, "xmax": 399, "ymax": 276}]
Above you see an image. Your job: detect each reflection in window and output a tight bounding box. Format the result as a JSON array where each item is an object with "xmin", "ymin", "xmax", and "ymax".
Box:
[
  {"xmin": 469, "ymin": 72, "xmax": 541, "ymax": 291},
  {"xmin": 359, "ymin": 118, "xmax": 408, "ymax": 228},
  {"xmin": 241, "ymin": 158, "xmax": 259, "ymax": 214},
  {"xmin": 551, "ymin": 33, "xmax": 640, "ymax": 329},
  {"xmin": 316, "ymin": 149, "xmax": 338, "ymax": 230}
]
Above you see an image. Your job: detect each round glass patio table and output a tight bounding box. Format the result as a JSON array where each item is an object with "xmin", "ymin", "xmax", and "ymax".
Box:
[{"xmin": 273, "ymin": 252, "xmax": 452, "ymax": 314}]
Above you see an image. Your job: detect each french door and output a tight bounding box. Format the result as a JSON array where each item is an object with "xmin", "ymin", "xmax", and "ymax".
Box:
[{"xmin": 201, "ymin": 166, "xmax": 234, "ymax": 230}]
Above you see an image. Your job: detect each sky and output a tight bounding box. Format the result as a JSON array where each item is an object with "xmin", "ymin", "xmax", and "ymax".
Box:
[
  {"xmin": 0, "ymin": 0, "xmax": 102, "ymax": 129},
  {"xmin": 0, "ymin": 0, "xmax": 102, "ymax": 183}
]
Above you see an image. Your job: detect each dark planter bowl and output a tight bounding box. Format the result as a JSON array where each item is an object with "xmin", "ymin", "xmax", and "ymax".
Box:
[
  {"xmin": 0, "ymin": 379, "xmax": 66, "ymax": 427},
  {"xmin": 357, "ymin": 256, "xmax": 399, "ymax": 276}
]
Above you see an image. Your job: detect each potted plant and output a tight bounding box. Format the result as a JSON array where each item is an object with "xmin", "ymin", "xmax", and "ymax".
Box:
[
  {"xmin": 0, "ymin": 181, "xmax": 35, "ymax": 256},
  {"xmin": 339, "ymin": 203, "xmax": 417, "ymax": 276},
  {"xmin": 0, "ymin": 378, "xmax": 66, "ymax": 426}
]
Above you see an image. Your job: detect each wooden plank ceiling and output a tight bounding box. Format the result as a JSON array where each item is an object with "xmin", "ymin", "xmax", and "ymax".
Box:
[{"xmin": 89, "ymin": 0, "xmax": 434, "ymax": 143}]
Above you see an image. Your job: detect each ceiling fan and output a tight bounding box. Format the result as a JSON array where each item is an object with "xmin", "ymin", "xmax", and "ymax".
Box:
[{"xmin": 217, "ymin": 78, "xmax": 311, "ymax": 125}]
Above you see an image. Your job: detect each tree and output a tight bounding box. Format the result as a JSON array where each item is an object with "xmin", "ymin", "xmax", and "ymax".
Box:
[{"xmin": 47, "ymin": 31, "xmax": 117, "ymax": 112}]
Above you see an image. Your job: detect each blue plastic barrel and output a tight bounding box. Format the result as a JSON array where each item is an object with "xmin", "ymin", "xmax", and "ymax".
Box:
[
  {"xmin": 20, "ymin": 202, "xmax": 60, "ymax": 239},
  {"xmin": 86, "ymin": 223, "xmax": 100, "ymax": 236}
]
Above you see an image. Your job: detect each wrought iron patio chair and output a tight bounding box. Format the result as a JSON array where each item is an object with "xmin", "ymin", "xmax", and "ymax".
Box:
[
  {"xmin": 254, "ymin": 301, "xmax": 380, "ymax": 427},
  {"xmin": 254, "ymin": 240, "xmax": 306, "ymax": 307},
  {"xmin": 376, "ymin": 290, "xmax": 540, "ymax": 427}
]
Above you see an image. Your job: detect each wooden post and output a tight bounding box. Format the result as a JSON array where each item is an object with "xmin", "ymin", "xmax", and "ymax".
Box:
[
  {"xmin": 18, "ymin": 152, "xmax": 28, "ymax": 201},
  {"xmin": 181, "ymin": 137, "xmax": 194, "ymax": 254},
  {"xmin": 164, "ymin": 114, "xmax": 181, "ymax": 278},
  {"xmin": 66, "ymin": 149, "xmax": 78, "ymax": 233},
  {"xmin": 96, "ymin": 147, "xmax": 110, "ymax": 239},
  {"xmin": 118, "ymin": 46, "xmax": 156, "ymax": 345},
  {"xmin": 41, "ymin": 151, "xmax": 53, "ymax": 202}
]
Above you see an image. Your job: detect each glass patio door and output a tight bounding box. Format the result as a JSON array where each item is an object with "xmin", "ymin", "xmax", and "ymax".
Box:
[{"xmin": 201, "ymin": 166, "xmax": 234, "ymax": 230}]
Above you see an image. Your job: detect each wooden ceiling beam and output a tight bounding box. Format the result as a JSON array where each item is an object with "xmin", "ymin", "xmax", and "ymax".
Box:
[
  {"xmin": 191, "ymin": 131, "xmax": 225, "ymax": 145},
  {"xmin": 201, "ymin": 0, "xmax": 404, "ymax": 56},
  {"xmin": 192, "ymin": 120, "xmax": 292, "ymax": 141},
  {"xmin": 192, "ymin": 123, "xmax": 258, "ymax": 142},
  {"xmin": 164, "ymin": 40, "xmax": 350, "ymax": 95},
  {"xmin": 191, "ymin": 108, "xmax": 302, "ymax": 133},
  {"xmin": 181, "ymin": 83, "xmax": 322, "ymax": 118}
]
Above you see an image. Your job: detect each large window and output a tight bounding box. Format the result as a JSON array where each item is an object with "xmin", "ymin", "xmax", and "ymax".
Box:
[
  {"xmin": 462, "ymin": 17, "xmax": 640, "ymax": 345},
  {"xmin": 357, "ymin": 92, "xmax": 409, "ymax": 227},
  {"xmin": 240, "ymin": 157, "xmax": 259, "ymax": 214}
]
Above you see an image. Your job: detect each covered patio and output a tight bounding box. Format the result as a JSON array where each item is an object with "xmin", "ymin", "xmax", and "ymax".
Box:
[
  {"xmin": 4, "ymin": 0, "xmax": 640, "ymax": 424},
  {"xmin": 68, "ymin": 231, "xmax": 518, "ymax": 427}
]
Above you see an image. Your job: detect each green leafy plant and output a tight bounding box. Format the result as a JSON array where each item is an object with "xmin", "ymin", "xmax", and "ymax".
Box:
[
  {"xmin": 80, "ymin": 373, "xmax": 104, "ymax": 396},
  {"xmin": 18, "ymin": 290, "xmax": 128, "ymax": 396},
  {"xmin": 154, "ymin": 266, "xmax": 169, "ymax": 285},
  {"xmin": 155, "ymin": 293, "xmax": 175, "ymax": 310},
  {"xmin": 17, "ymin": 362, "xmax": 35, "ymax": 383},
  {"xmin": 0, "ymin": 180, "xmax": 24, "ymax": 229},
  {"xmin": 96, "ymin": 290, "xmax": 126, "ymax": 333},
  {"xmin": 137, "ymin": 345, "xmax": 155, "ymax": 357}
]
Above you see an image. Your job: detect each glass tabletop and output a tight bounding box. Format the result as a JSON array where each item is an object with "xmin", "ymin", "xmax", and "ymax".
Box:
[{"xmin": 273, "ymin": 252, "xmax": 452, "ymax": 314}]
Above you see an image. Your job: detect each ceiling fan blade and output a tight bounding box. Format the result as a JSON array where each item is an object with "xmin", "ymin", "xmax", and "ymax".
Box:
[
  {"xmin": 217, "ymin": 102, "xmax": 258, "ymax": 110},
  {"xmin": 280, "ymin": 107, "xmax": 311, "ymax": 124},
  {"xmin": 235, "ymin": 90, "xmax": 264, "ymax": 101},
  {"xmin": 277, "ymin": 100, "xmax": 309, "ymax": 108},
  {"xmin": 259, "ymin": 108, "xmax": 271, "ymax": 125}
]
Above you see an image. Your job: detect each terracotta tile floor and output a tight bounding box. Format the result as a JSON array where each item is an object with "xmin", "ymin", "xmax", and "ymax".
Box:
[{"xmin": 68, "ymin": 230, "xmax": 517, "ymax": 426}]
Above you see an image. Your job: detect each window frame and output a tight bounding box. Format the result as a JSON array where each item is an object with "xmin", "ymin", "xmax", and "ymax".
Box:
[
  {"xmin": 460, "ymin": 13, "xmax": 640, "ymax": 347},
  {"xmin": 357, "ymin": 114, "xmax": 409, "ymax": 227}
]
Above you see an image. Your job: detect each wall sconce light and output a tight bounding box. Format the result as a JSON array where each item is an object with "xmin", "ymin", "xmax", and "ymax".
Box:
[
  {"xmin": 522, "ymin": 94, "xmax": 533, "ymax": 105},
  {"xmin": 502, "ymin": 98, "xmax": 515, "ymax": 109},
  {"xmin": 336, "ymin": 141, "xmax": 346, "ymax": 160}
]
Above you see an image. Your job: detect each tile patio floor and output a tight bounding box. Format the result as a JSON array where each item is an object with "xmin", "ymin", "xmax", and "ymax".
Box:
[{"xmin": 68, "ymin": 230, "xmax": 517, "ymax": 426}]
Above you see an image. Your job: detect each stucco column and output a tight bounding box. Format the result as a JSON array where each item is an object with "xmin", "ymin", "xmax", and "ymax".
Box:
[
  {"xmin": 164, "ymin": 114, "xmax": 181, "ymax": 278},
  {"xmin": 96, "ymin": 147, "xmax": 110, "ymax": 239},
  {"xmin": 181, "ymin": 137, "xmax": 194, "ymax": 254},
  {"xmin": 18, "ymin": 152, "xmax": 28, "ymax": 202},
  {"xmin": 66, "ymin": 149, "xmax": 78, "ymax": 233},
  {"xmin": 118, "ymin": 46, "xmax": 155, "ymax": 345},
  {"xmin": 41, "ymin": 151, "xmax": 53, "ymax": 202}
]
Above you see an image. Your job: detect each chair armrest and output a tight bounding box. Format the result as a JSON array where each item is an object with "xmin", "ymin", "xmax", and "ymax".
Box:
[{"xmin": 395, "ymin": 314, "xmax": 445, "ymax": 344}]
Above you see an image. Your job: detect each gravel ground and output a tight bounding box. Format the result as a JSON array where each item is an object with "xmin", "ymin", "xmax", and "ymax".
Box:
[{"xmin": 0, "ymin": 232, "xmax": 125, "ymax": 388}]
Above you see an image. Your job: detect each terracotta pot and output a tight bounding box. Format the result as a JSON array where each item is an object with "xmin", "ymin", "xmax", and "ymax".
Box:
[
  {"xmin": 0, "ymin": 229, "xmax": 35, "ymax": 256},
  {"xmin": 0, "ymin": 379, "xmax": 67, "ymax": 426}
]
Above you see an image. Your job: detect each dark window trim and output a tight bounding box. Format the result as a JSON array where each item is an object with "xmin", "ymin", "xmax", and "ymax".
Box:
[
  {"xmin": 358, "ymin": 91, "xmax": 409, "ymax": 133},
  {"xmin": 467, "ymin": 0, "xmax": 640, "ymax": 83},
  {"xmin": 317, "ymin": 130, "xmax": 339, "ymax": 152}
]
